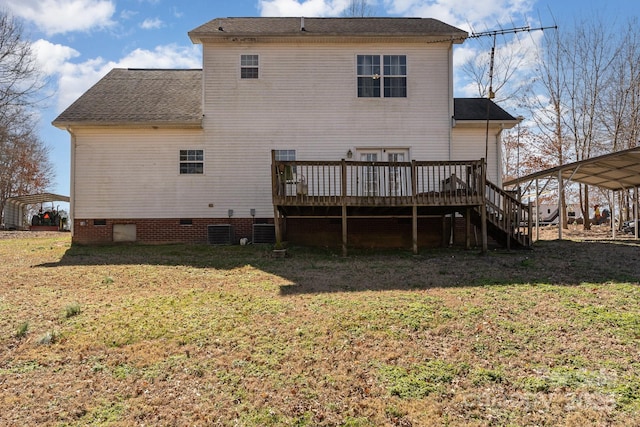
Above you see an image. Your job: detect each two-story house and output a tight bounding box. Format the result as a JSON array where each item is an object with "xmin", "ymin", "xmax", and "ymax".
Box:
[{"xmin": 53, "ymin": 17, "xmax": 528, "ymax": 251}]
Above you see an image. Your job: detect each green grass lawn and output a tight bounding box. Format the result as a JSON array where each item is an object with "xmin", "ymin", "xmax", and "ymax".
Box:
[{"xmin": 1, "ymin": 234, "xmax": 639, "ymax": 426}]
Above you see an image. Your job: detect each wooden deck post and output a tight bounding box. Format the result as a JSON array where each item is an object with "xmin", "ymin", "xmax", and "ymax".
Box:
[
  {"xmin": 481, "ymin": 160, "xmax": 488, "ymax": 253},
  {"xmin": 465, "ymin": 207, "xmax": 471, "ymax": 250},
  {"xmin": 411, "ymin": 160, "xmax": 418, "ymax": 254},
  {"xmin": 271, "ymin": 150, "xmax": 283, "ymax": 246},
  {"xmin": 341, "ymin": 159, "xmax": 348, "ymax": 257}
]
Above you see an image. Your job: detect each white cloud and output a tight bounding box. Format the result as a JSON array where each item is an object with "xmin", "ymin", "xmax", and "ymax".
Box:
[
  {"xmin": 47, "ymin": 43, "xmax": 202, "ymax": 111},
  {"xmin": 140, "ymin": 17, "xmax": 164, "ymax": 30},
  {"xmin": 259, "ymin": 0, "xmax": 351, "ymax": 17},
  {"xmin": 31, "ymin": 39, "xmax": 81, "ymax": 76},
  {"xmin": 5, "ymin": 0, "xmax": 116, "ymax": 35},
  {"xmin": 120, "ymin": 9, "xmax": 138, "ymax": 20}
]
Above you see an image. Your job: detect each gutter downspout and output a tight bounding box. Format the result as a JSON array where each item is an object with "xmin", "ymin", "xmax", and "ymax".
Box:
[
  {"xmin": 66, "ymin": 127, "xmax": 76, "ymax": 236},
  {"xmin": 496, "ymin": 123, "xmax": 504, "ymax": 185}
]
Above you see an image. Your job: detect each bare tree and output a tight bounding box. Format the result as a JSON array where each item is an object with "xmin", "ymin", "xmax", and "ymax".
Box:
[
  {"xmin": 342, "ymin": 0, "xmax": 376, "ymax": 17},
  {"xmin": 0, "ymin": 11, "xmax": 44, "ymax": 120},
  {"xmin": 461, "ymin": 35, "xmax": 532, "ymax": 103},
  {"xmin": 522, "ymin": 26, "xmax": 575, "ymax": 227},
  {"xmin": 562, "ymin": 18, "xmax": 619, "ymax": 228},
  {"xmin": 0, "ymin": 11, "xmax": 52, "ymax": 225}
]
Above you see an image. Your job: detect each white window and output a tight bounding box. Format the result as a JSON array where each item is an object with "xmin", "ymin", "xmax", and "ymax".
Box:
[
  {"xmin": 357, "ymin": 55, "xmax": 407, "ymax": 98},
  {"xmin": 275, "ymin": 149, "xmax": 296, "ymax": 181},
  {"xmin": 241, "ymin": 54, "xmax": 259, "ymax": 79},
  {"xmin": 179, "ymin": 149, "xmax": 204, "ymax": 174}
]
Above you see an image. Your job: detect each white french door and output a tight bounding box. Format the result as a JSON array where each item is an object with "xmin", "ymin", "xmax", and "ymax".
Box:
[{"xmin": 358, "ymin": 149, "xmax": 409, "ymax": 196}]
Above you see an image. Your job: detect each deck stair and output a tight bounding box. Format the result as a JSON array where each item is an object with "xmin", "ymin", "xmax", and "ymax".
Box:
[{"xmin": 471, "ymin": 180, "xmax": 532, "ymax": 249}]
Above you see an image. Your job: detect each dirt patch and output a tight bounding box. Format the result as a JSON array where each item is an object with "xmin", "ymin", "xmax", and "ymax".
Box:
[{"xmin": 0, "ymin": 230, "xmax": 69, "ymax": 239}]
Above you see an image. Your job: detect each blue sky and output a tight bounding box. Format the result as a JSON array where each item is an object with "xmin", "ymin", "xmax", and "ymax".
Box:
[{"xmin": 3, "ymin": 0, "xmax": 639, "ymax": 202}]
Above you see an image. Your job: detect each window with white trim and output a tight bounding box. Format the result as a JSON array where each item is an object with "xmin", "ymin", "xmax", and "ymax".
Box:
[
  {"xmin": 240, "ymin": 54, "xmax": 259, "ymax": 79},
  {"xmin": 275, "ymin": 149, "xmax": 296, "ymax": 182},
  {"xmin": 357, "ymin": 55, "xmax": 407, "ymax": 98},
  {"xmin": 179, "ymin": 149, "xmax": 204, "ymax": 174}
]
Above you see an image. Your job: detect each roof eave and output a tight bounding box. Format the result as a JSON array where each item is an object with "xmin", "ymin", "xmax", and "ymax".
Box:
[
  {"xmin": 453, "ymin": 119, "xmax": 518, "ymax": 129},
  {"xmin": 189, "ymin": 32, "xmax": 467, "ymax": 44},
  {"xmin": 52, "ymin": 120, "xmax": 204, "ymax": 130}
]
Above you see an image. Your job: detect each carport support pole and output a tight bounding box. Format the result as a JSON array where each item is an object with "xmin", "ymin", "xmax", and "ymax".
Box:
[
  {"xmin": 558, "ymin": 171, "xmax": 563, "ymax": 240},
  {"xmin": 535, "ymin": 179, "xmax": 540, "ymax": 241},
  {"xmin": 633, "ymin": 187, "xmax": 640, "ymax": 239},
  {"xmin": 611, "ymin": 190, "xmax": 616, "ymax": 239}
]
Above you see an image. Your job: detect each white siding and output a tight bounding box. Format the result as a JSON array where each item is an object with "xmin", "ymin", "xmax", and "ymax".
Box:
[
  {"xmin": 200, "ymin": 41, "xmax": 456, "ymax": 217},
  {"xmin": 451, "ymin": 127, "xmax": 502, "ymax": 184},
  {"xmin": 73, "ymin": 39, "xmax": 498, "ymax": 221},
  {"xmin": 73, "ymin": 128, "xmax": 212, "ymax": 218}
]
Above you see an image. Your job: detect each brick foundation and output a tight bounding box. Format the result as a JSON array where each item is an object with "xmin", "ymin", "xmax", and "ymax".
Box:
[
  {"xmin": 72, "ymin": 218, "xmax": 272, "ymax": 245},
  {"xmin": 72, "ymin": 216, "xmax": 486, "ymax": 250}
]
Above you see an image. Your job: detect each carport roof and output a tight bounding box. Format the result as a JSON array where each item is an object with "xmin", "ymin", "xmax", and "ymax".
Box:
[
  {"xmin": 5, "ymin": 193, "xmax": 70, "ymax": 207},
  {"xmin": 503, "ymin": 147, "xmax": 640, "ymax": 191}
]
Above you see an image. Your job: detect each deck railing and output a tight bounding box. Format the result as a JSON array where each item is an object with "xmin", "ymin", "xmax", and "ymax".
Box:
[
  {"xmin": 272, "ymin": 159, "xmax": 486, "ymax": 207},
  {"xmin": 484, "ymin": 180, "xmax": 532, "ymax": 248}
]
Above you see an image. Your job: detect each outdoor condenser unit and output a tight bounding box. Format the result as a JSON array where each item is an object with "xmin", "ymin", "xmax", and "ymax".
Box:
[{"xmin": 252, "ymin": 224, "xmax": 276, "ymax": 244}]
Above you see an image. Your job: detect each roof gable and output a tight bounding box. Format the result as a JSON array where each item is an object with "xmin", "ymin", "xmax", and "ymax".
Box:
[{"xmin": 52, "ymin": 68, "xmax": 203, "ymax": 128}]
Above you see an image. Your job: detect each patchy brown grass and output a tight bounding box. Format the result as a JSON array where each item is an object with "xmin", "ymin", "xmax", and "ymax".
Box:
[{"xmin": 1, "ymin": 231, "xmax": 639, "ymax": 426}]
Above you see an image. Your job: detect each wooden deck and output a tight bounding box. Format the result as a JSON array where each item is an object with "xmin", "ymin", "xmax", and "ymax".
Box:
[{"xmin": 271, "ymin": 154, "xmax": 531, "ymax": 254}]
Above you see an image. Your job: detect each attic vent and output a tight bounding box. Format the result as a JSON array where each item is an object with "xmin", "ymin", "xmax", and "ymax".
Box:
[
  {"xmin": 207, "ymin": 224, "xmax": 234, "ymax": 245},
  {"xmin": 253, "ymin": 224, "xmax": 276, "ymax": 244}
]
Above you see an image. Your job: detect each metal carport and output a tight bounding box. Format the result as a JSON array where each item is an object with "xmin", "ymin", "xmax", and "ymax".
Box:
[
  {"xmin": 2, "ymin": 193, "xmax": 70, "ymax": 230},
  {"xmin": 503, "ymin": 147, "xmax": 640, "ymax": 240}
]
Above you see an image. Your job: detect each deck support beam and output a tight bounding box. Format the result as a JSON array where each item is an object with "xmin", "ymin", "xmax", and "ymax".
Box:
[
  {"xmin": 341, "ymin": 159, "xmax": 348, "ymax": 257},
  {"xmin": 481, "ymin": 160, "xmax": 488, "ymax": 253},
  {"xmin": 411, "ymin": 160, "xmax": 418, "ymax": 254},
  {"xmin": 465, "ymin": 207, "xmax": 471, "ymax": 249},
  {"xmin": 412, "ymin": 205, "xmax": 418, "ymax": 254}
]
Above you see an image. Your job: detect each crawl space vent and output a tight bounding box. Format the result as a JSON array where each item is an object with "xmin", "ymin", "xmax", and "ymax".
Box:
[
  {"xmin": 207, "ymin": 224, "xmax": 234, "ymax": 245},
  {"xmin": 253, "ymin": 224, "xmax": 276, "ymax": 244}
]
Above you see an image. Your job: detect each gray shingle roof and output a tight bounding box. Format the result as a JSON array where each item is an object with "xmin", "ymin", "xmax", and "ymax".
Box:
[
  {"xmin": 52, "ymin": 70, "xmax": 516, "ymax": 128},
  {"xmin": 454, "ymin": 98, "xmax": 517, "ymax": 122},
  {"xmin": 52, "ymin": 69, "xmax": 202, "ymax": 128},
  {"xmin": 189, "ymin": 17, "xmax": 467, "ymax": 42}
]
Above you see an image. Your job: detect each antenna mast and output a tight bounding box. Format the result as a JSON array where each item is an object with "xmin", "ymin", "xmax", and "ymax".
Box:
[{"xmin": 471, "ymin": 25, "xmax": 557, "ymax": 161}]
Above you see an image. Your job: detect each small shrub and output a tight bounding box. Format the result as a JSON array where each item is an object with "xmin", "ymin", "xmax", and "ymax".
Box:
[
  {"xmin": 15, "ymin": 322, "xmax": 29, "ymax": 338},
  {"xmin": 37, "ymin": 331, "xmax": 58, "ymax": 345},
  {"xmin": 65, "ymin": 302, "xmax": 82, "ymax": 318},
  {"xmin": 102, "ymin": 276, "xmax": 114, "ymax": 284},
  {"xmin": 471, "ymin": 368, "xmax": 504, "ymax": 385}
]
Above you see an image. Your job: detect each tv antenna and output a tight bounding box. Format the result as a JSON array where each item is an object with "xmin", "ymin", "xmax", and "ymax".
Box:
[{"xmin": 468, "ymin": 24, "xmax": 557, "ymax": 161}]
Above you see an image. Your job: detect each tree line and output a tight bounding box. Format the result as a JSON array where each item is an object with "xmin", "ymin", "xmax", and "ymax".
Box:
[
  {"xmin": 495, "ymin": 17, "xmax": 640, "ymax": 229},
  {"xmin": 0, "ymin": 11, "xmax": 52, "ymax": 227}
]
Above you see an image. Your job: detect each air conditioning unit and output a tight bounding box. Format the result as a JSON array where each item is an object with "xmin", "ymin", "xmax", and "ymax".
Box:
[
  {"xmin": 207, "ymin": 224, "xmax": 234, "ymax": 245},
  {"xmin": 253, "ymin": 224, "xmax": 275, "ymax": 244}
]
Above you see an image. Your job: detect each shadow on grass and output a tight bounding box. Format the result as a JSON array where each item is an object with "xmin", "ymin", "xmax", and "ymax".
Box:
[{"xmin": 33, "ymin": 237, "xmax": 640, "ymax": 294}]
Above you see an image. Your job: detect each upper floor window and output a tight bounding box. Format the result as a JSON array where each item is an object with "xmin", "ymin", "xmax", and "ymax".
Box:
[
  {"xmin": 241, "ymin": 55, "xmax": 259, "ymax": 79},
  {"xmin": 357, "ymin": 55, "xmax": 407, "ymax": 98},
  {"xmin": 179, "ymin": 149, "xmax": 204, "ymax": 174}
]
